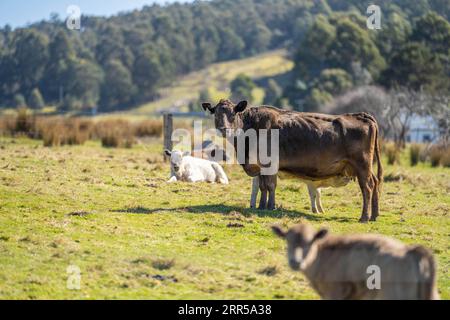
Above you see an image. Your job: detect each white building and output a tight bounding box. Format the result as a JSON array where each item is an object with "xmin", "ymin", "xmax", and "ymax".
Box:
[{"xmin": 406, "ymin": 114, "xmax": 440, "ymax": 143}]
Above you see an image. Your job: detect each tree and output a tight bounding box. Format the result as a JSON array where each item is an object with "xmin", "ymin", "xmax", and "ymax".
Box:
[
  {"xmin": 217, "ymin": 28, "xmax": 245, "ymax": 61},
  {"xmin": 375, "ymin": 12, "xmax": 412, "ymax": 58},
  {"xmin": 64, "ymin": 59, "xmax": 104, "ymax": 110},
  {"xmin": 263, "ymin": 80, "xmax": 282, "ymax": 105},
  {"xmin": 382, "ymin": 88, "xmax": 434, "ymax": 148},
  {"xmin": 245, "ymin": 22, "xmax": 272, "ymax": 54},
  {"xmin": 315, "ymin": 68, "xmax": 353, "ymax": 96},
  {"xmin": 132, "ymin": 47, "xmax": 166, "ymax": 101},
  {"xmin": 327, "ymin": 17, "xmax": 386, "ymax": 79},
  {"xmin": 303, "ymin": 88, "xmax": 333, "ymax": 112},
  {"xmin": 411, "ymin": 12, "xmax": 450, "ymax": 54},
  {"xmin": 294, "ymin": 15, "xmax": 336, "ymax": 82},
  {"xmin": 11, "ymin": 29, "xmax": 49, "ymax": 95},
  {"xmin": 28, "ymin": 88, "xmax": 45, "ymax": 109},
  {"xmin": 13, "ymin": 94, "xmax": 27, "ymax": 108},
  {"xmin": 381, "ymin": 42, "xmax": 447, "ymax": 92},
  {"xmin": 41, "ymin": 30, "xmax": 76, "ymax": 104},
  {"xmin": 231, "ymin": 74, "xmax": 256, "ymax": 102},
  {"xmin": 100, "ymin": 59, "xmax": 136, "ymax": 110}
]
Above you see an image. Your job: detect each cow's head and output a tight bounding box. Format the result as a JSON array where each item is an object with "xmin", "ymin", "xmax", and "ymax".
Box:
[
  {"xmin": 165, "ymin": 150, "xmax": 190, "ymax": 176},
  {"xmin": 202, "ymin": 99, "xmax": 248, "ymax": 136},
  {"xmin": 272, "ymin": 224, "xmax": 328, "ymax": 270}
]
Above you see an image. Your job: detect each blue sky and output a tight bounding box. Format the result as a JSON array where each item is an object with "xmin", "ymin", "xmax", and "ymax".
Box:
[{"xmin": 0, "ymin": 0, "xmax": 194, "ymax": 28}]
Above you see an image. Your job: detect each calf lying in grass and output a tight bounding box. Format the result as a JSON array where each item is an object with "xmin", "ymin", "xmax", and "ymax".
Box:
[
  {"xmin": 165, "ymin": 150, "xmax": 229, "ymax": 184},
  {"xmin": 272, "ymin": 223, "xmax": 439, "ymax": 300},
  {"xmin": 250, "ymin": 175, "xmax": 352, "ymax": 212}
]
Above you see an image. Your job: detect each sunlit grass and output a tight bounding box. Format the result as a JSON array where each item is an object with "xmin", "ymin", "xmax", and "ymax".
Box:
[{"xmin": 0, "ymin": 137, "xmax": 448, "ymax": 299}]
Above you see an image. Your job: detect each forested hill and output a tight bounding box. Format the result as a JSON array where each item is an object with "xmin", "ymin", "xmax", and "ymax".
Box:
[{"xmin": 0, "ymin": 0, "xmax": 448, "ymax": 112}]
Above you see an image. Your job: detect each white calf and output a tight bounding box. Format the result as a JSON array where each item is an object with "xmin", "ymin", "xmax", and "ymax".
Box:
[
  {"xmin": 250, "ymin": 175, "xmax": 352, "ymax": 213},
  {"xmin": 165, "ymin": 150, "xmax": 229, "ymax": 184}
]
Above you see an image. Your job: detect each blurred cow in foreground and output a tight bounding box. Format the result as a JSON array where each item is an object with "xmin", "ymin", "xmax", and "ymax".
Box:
[
  {"xmin": 165, "ymin": 150, "xmax": 229, "ymax": 184},
  {"xmin": 272, "ymin": 223, "xmax": 439, "ymax": 300}
]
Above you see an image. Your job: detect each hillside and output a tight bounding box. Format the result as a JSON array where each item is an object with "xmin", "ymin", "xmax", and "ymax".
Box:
[{"xmin": 132, "ymin": 49, "xmax": 293, "ymax": 114}]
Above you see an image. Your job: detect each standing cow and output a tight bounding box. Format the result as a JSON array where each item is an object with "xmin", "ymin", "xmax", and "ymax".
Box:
[{"xmin": 202, "ymin": 99, "xmax": 382, "ymax": 222}]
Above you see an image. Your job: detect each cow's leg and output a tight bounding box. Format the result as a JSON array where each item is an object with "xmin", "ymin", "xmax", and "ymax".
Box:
[
  {"xmin": 259, "ymin": 188, "xmax": 268, "ymax": 210},
  {"xmin": 316, "ymin": 188, "xmax": 325, "ymax": 213},
  {"xmin": 186, "ymin": 172, "xmax": 203, "ymax": 183},
  {"xmin": 250, "ymin": 176, "xmax": 259, "ymax": 208},
  {"xmin": 307, "ymin": 184, "xmax": 318, "ymax": 213},
  {"xmin": 258, "ymin": 176, "xmax": 268, "ymax": 210},
  {"xmin": 370, "ymin": 173, "xmax": 379, "ymax": 221},
  {"xmin": 356, "ymin": 167, "xmax": 374, "ymax": 223},
  {"xmin": 167, "ymin": 176, "xmax": 177, "ymax": 183},
  {"xmin": 266, "ymin": 174, "xmax": 277, "ymax": 210}
]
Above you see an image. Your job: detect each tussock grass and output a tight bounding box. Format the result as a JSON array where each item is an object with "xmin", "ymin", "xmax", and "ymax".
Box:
[
  {"xmin": 0, "ymin": 111, "xmax": 164, "ymax": 147},
  {"xmin": 383, "ymin": 142, "xmax": 401, "ymax": 165},
  {"xmin": 409, "ymin": 144, "xmax": 423, "ymax": 166}
]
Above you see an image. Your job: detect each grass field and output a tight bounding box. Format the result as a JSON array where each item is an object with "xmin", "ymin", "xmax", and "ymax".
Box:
[{"xmin": 0, "ymin": 137, "xmax": 449, "ymax": 299}]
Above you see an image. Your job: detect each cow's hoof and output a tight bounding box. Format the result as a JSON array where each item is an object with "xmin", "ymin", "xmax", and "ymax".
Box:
[
  {"xmin": 370, "ymin": 216, "xmax": 378, "ymax": 222},
  {"xmin": 312, "ymin": 208, "xmax": 318, "ymax": 214},
  {"xmin": 359, "ymin": 217, "xmax": 369, "ymax": 223}
]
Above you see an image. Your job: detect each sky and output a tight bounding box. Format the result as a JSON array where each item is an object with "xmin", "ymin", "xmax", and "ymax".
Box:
[{"xmin": 0, "ymin": 0, "xmax": 194, "ymax": 28}]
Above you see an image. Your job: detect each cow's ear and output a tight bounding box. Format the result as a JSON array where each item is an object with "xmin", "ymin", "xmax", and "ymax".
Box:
[
  {"xmin": 312, "ymin": 228, "xmax": 328, "ymax": 242},
  {"xmin": 234, "ymin": 100, "xmax": 248, "ymax": 113},
  {"xmin": 164, "ymin": 149, "xmax": 172, "ymax": 157},
  {"xmin": 271, "ymin": 225, "xmax": 286, "ymax": 238},
  {"xmin": 202, "ymin": 103, "xmax": 215, "ymax": 114}
]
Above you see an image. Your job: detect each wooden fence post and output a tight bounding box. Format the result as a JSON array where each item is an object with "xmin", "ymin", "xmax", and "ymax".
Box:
[{"xmin": 163, "ymin": 113, "xmax": 173, "ymax": 162}]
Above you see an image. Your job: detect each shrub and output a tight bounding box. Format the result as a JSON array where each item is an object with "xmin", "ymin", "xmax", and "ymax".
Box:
[
  {"xmin": 38, "ymin": 117, "xmax": 93, "ymax": 147},
  {"xmin": 384, "ymin": 142, "xmax": 400, "ymax": 165},
  {"xmin": 28, "ymin": 88, "xmax": 45, "ymax": 109},
  {"xmin": 409, "ymin": 144, "xmax": 423, "ymax": 166},
  {"xmin": 95, "ymin": 119, "xmax": 135, "ymax": 148},
  {"xmin": 441, "ymin": 148, "xmax": 450, "ymax": 168},
  {"xmin": 134, "ymin": 119, "xmax": 163, "ymax": 137},
  {"xmin": 0, "ymin": 115, "xmax": 17, "ymax": 136},
  {"xmin": 429, "ymin": 146, "xmax": 443, "ymax": 167},
  {"xmin": 41, "ymin": 121, "xmax": 64, "ymax": 147},
  {"xmin": 15, "ymin": 108, "xmax": 35, "ymax": 135},
  {"xmin": 13, "ymin": 94, "xmax": 27, "ymax": 108}
]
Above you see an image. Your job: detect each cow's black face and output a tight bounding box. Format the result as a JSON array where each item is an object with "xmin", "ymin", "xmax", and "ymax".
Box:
[{"xmin": 202, "ymin": 99, "xmax": 247, "ymax": 137}]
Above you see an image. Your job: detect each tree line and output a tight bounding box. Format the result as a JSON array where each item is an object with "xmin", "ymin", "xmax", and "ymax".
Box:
[
  {"xmin": 0, "ymin": 0, "xmax": 448, "ymax": 112},
  {"xmin": 284, "ymin": 9, "xmax": 449, "ymax": 111}
]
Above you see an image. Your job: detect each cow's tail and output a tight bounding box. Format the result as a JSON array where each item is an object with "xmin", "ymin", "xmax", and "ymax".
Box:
[
  {"xmin": 408, "ymin": 245, "xmax": 439, "ymax": 300},
  {"xmin": 374, "ymin": 123, "xmax": 383, "ymax": 191},
  {"xmin": 355, "ymin": 113, "xmax": 383, "ymax": 188},
  {"xmin": 211, "ymin": 162, "xmax": 229, "ymax": 184}
]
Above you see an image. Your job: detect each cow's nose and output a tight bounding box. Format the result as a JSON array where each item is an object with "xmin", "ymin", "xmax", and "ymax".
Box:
[{"xmin": 173, "ymin": 166, "xmax": 179, "ymax": 171}]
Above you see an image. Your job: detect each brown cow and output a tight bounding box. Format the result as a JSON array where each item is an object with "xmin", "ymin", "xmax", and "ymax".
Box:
[
  {"xmin": 202, "ymin": 99, "xmax": 383, "ymax": 222},
  {"xmin": 272, "ymin": 223, "xmax": 439, "ymax": 300}
]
